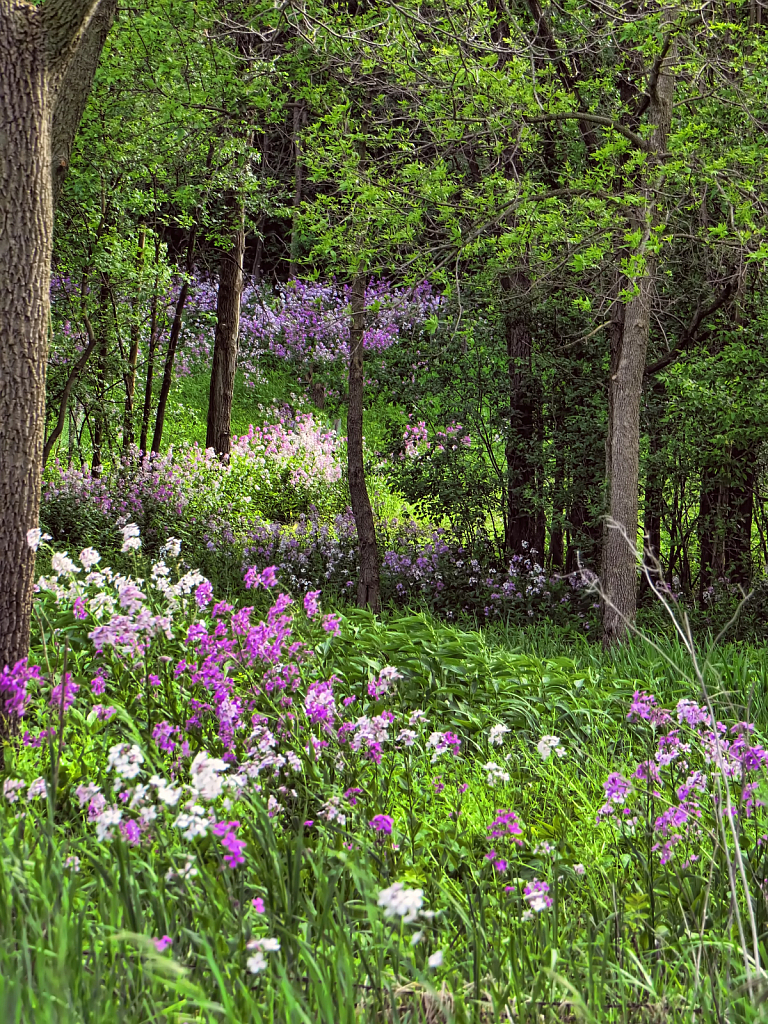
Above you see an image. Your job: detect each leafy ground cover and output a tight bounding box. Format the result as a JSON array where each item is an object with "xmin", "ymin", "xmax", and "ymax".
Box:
[{"xmin": 2, "ymin": 525, "xmax": 768, "ymax": 1022}]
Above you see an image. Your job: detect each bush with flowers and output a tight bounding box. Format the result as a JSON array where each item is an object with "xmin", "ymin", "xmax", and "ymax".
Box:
[{"xmin": 2, "ymin": 525, "xmax": 768, "ymax": 1019}]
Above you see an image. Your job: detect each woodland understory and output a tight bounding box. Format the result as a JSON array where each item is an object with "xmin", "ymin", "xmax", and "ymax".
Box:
[{"xmin": 3, "ymin": 0, "xmax": 768, "ymax": 1021}]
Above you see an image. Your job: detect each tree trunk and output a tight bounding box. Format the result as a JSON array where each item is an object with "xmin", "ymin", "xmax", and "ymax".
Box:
[
  {"xmin": 43, "ymin": 313, "xmax": 98, "ymax": 466},
  {"xmin": 0, "ymin": 0, "xmax": 115, "ymax": 673},
  {"xmin": 725, "ymin": 443, "xmax": 756, "ymax": 589},
  {"xmin": 91, "ymin": 277, "xmax": 110, "ymax": 476},
  {"xmin": 501, "ymin": 270, "xmax": 544, "ymax": 557},
  {"xmin": 123, "ymin": 227, "xmax": 145, "ymax": 451},
  {"xmin": 640, "ymin": 379, "xmax": 665, "ymax": 595},
  {"xmin": 151, "ymin": 222, "xmax": 197, "ymax": 455},
  {"xmin": 602, "ymin": 33, "xmax": 676, "ymax": 645},
  {"xmin": 206, "ymin": 194, "xmax": 245, "ymax": 457},
  {"xmin": 139, "ymin": 282, "xmax": 159, "ymax": 454},
  {"xmin": 348, "ymin": 273, "xmax": 381, "ymax": 612}
]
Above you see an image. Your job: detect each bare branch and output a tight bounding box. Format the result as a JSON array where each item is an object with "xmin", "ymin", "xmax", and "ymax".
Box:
[{"xmin": 523, "ymin": 112, "xmax": 652, "ymax": 151}]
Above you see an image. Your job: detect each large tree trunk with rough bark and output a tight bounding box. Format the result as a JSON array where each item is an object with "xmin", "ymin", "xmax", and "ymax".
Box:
[
  {"xmin": 206, "ymin": 195, "xmax": 245, "ymax": 457},
  {"xmin": 0, "ymin": 0, "xmax": 116, "ymax": 673},
  {"xmin": 602, "ymin": 33, "xmax": 676, "ymax": 645},
  {"xmin": 347, "ymin": 273, "xmax": 381, "ymax": 612}
]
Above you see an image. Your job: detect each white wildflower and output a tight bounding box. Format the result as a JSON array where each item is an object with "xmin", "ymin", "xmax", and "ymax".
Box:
[
  {"xmin": 427, "ymin": 950, "xmax": 444, "ymax": 968},
  {"xmin": 488, "ymin": 723, "xmax": 510, "ymax": 746},
  {"xmin": 483, "ymin": 761, "xmax": 510, "ymax": 787},
  {"xmin": 537, "ymin": 735, "xmax": 566, "ymax": 761},
  {"xmin": 377, "ymin": 882, "xmax": 424, "ymax": 923},
  {"xmin": 79, "ymin": 547, "xmax": 101, "ymax": 570}
]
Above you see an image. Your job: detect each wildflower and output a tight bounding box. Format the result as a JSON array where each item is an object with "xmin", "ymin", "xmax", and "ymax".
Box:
[
  {"xmin": 108, "ymin": 743, "xmax": 144, "ymax": 780},
  {"xmin": 523, "ymin": 878, "xmax": 552, "ymax": 912},
  {"xmin": 321, "ymin": 613, "xmax": 341, "ymax": 635},
  {"xmin": 397, "ymin": 728, "xmax": 417, "ymax": 746},
  {"xmin": 368, "ymin": 666, "xmax": 402, "ymax": 699},
  {"xmin": 537, "ymin": 735, "xmax": 565, "ymax": 761},
  {"xmin": 428, "ymin": 950, "xmax": 444, "ymax": 968},
  {"xmin": 409, "ymin": 709, "xmax": 428, "ymax": 726},
  {"xmin": 369, "ymin": 814, "xmax": 394, "ymax": 834},
  {"xmin": 75, "ymin": 782, "xmax": 100, "ymax": 807},
  {"xmin": 27, "ymin": 528, "xmax": 45, "ymax": 551},
  {"xmin": 267, "ymin": 795, "xmax": 283, "ymax": 818},
  {"xmin": 79, "ymin": 547, "xmax": 101, "ymax": 570},
  {"xmin": 94, "ymin": 806, "xmax": 122, "ymax": 841},
  {"xmin": 153, "ymin": 935, "xmax": 172, "ymax": 953},
  {"xmin": 195, "ymin": 580, "xmax": 213, "ymax": 608},
  {"xmin": 488, "ymin": 723, "xmax": 510, "ymax": 746},
  {"xmin": 627, "ymin": 691, "xmax": 671, "ymax": 727},
  {"xmin": 174, "ymin": 807, "xmax": 210, "ymax": 840},
  {"xmin": 246, "ymin": 937, "xmax": 280, "ymax": 973},
  {"xmin": 64, "ymin": 855, "xmax": 81, "ymax": 872},
  {"xmin": 483, "ymin": 761, "xmax": 510, "ymax": 787},
  {"xmin": 160, "ymin": 537, "xmax": 182, "ymax": 559},
  {"xmin": 427, "ymin": 730, "xmax": 461, "ymax": 762},
  {"xmin": 603, "ymin": 772, "xmax": 632, "ymax": 804},
  {"xmin": 51, "ymin": 552, "xmax": 79, "ymax": 575},
  {"xmin": 119, "ymin": 819, "xmax": 141, "ymax": 845},
  {"xmin": 26, "ymin": 777, "xmax": 47, "ymax": 800},
  {"xmin": 377, "ymin": 882, "xmax": 424, "ymax": 923},
  {"xmin": 252, "ymin": 897, "xmax": 265, "ymax": 913},
  {"xmin": 3, "ymin": 778, "xmax": 25, "ymax": 803},
  {"xmin": 213, "ymin": 820, "xmax": 247, "ymax": 868},
  {"xmin": 247, "ymin": 950, "xmax": 267, "ymax": 974},
  {"xmin": 120, "ymin": 523, "xmax": 141, "ymax": 552},
  {"xmin": 573, "ymin": 863, "xmax": 586, "ymax": 876},
  {"xmin": 488, "ymin": 809, "xmax": 524, "ymax": 844},
  {"xmin": 0, "ymin": 658, "xmax": 37, "ymax": 719},
  {"xmin": 49, "ymin": 676, "xmax": 79, "ymax": 712},
  {"xmin": 190, "ymin": 751, "xmax": 228, "ymax": 800},
  {"xmin": 303, "ymin": 590, "xmax": 321, "ymax": 617}
]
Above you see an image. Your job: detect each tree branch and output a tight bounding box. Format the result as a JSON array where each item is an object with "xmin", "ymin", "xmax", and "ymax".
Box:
[
  {"xmin": 43, "ymin": 314, "xmax": 99, "ymax": 467},
  {"xmin": 523, "ymin": 112, "xmax": 652, "ymax": 152},
  {"xmin": 49, "ymin": 0, "xmax": 117, "ymax": 205},
  {"xmin": 43, "ymin": 0, "xmax": 103, "ymax": 70},
  {"xmin": 644, "ymin": 280, "xmax": 735, "ymax": 376}
]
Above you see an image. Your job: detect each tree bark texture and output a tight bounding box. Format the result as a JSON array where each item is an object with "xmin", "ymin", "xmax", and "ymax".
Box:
[
  {"xmin": 0, "ymin": 0, "xmax": 115, "ymax": 672},
  {"xmin": 347, "ymin": 274, "xmax": 381, "ymax": 613},
  {"xmin": 206, "ymin": 195, "xmax": 245, "ymax": 457},
  {"xmin": 602, "ymin": 33, "xmax": 676, "ymax": 645}
]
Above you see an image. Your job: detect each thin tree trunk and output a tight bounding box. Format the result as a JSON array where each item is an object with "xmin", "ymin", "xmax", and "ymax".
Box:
[
  {"xmin": 206, "ymin": 194, "xmax": 245, "ymax": 457},
  {"xmin": 151, "ymin": 222, "xmax": 197, "ymax": 455},
  {"xmin": 640, "ymin": 379, "xmax": 665, "ymax": 595},
  {"xmin": 0, "ymin": 0, "xmax": 116, "ymax": 677},
  {"xmin": 43, "ymin": 314, "xmax": 98, "ymax": 466},
  {"xmin": 123, "ymin": 227, "xmax": 145, "ymax": 451},
  {"xmin": 91, "ymin": 277, "xmax": 110, "ymax": 476},
  {"xmin": 348, "ymin": 273, "xmax": 381, "ymax": 612},
  {"xmin": 139, "ymin": 279, "xmax": 159, "ymax": 454},
  {"xmin": 602, "ymin": 33, "xmax": 676, "ymax": 645},
  {"xmin": 725, "ymin": 443, "xmax": 756, "ymax": 589}
]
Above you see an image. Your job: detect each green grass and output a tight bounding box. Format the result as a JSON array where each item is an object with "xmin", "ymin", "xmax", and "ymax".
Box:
[{"xmin": 4, "ymin": 599, "xmax": 768, "ymax": 1022}]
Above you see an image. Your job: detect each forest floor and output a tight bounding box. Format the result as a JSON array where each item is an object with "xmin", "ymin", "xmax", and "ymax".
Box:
[{"xmin": 4, "ymin": 370, "xmax": 768, "ymax": 1023}]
